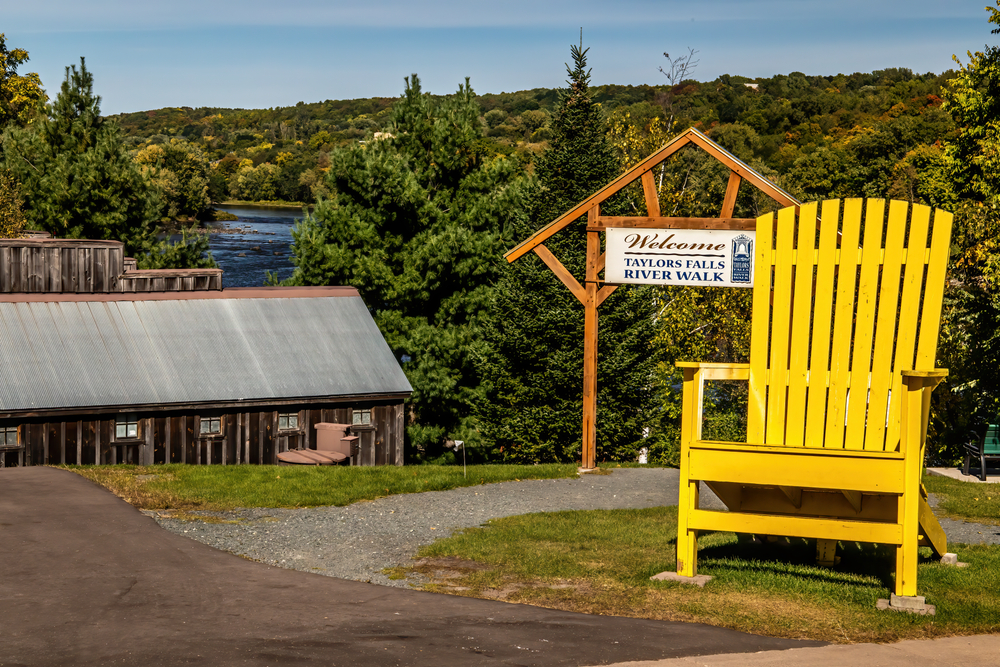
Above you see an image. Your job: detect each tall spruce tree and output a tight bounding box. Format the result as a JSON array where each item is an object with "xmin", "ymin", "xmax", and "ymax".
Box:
[
  {"xmin": 1, "ymin": 59, "xmax": 211, "ymax": 266},
  {"xmin": 476, "ymin": 45, "xmax": 659, "ymax": 463},
  {"xmin": 286, "ymin": 75, "xmax": 526, "ymax": 460}
]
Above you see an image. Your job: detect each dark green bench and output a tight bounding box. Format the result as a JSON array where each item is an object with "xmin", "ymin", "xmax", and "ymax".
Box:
[{"xmin": 964, "ymin": 424, "xmax": 1000, "ymax": 481}]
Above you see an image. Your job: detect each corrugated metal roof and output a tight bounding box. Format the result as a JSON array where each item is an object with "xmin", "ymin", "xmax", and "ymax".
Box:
[{"xmin": 0, "ymin": 295, "xmax": 412, "ymax": 412}]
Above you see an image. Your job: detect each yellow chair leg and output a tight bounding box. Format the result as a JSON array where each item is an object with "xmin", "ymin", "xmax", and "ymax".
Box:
[
  {"xmin": 816, "ymin": 538, "xmax": 838, "ymax": 567},
  {"xmin": 895, "ymin": 541, "xmax": 917, "ymax": 597},
  {"xmin": 895, "ymin": 492, "xmax": 919, "ymax": 597},
  {"xmin": 677, "ymin": 527, "xmax": 698, "ymax": 577},
  {"xmin": 676, "ymin": 479, "xmax": 700, "ymax": 577},
  {"xmin": 895, "ymin": 377, "xmax": 926, "ymax": 598}
]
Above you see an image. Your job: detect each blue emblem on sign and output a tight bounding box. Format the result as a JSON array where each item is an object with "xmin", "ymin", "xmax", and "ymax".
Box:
[{"xmin": 731, "ymin": 235, "xmax": 753, "ymax": 283}]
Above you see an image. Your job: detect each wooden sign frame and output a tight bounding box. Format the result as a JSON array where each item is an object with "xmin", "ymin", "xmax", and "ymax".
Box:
[{"xmin": 503, "ymin": 127, "xmax": 801, "ymax": 470}]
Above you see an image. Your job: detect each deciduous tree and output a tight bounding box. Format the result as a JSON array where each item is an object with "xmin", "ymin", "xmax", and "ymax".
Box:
[
  {"xmin": 929, "ymin": 1, "xmax": 1000, "ymax": 461},
  {"xmin": 946, "ymin": 4, "xmax": 1000, "ymax": 206},
  {"xmin": 0, "ymin": 170, "xmax": 25, "ymax": 238},
  {"xmin": 134, "ymin": 139, "xmax": 212, "ymax": 220},
  {"xmin": 0, "ymin": 34, "xmax": 45, "ymax": 129}
]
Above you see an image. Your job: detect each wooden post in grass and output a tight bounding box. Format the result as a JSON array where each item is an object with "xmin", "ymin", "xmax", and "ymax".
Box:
[{"xmin": 581, "ymin": 208, "xmax": 600, "ymax": 470}]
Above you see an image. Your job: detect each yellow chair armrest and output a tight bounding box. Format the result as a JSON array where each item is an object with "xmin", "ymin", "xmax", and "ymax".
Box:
[
  {"xmin": 677, "ymin": 361, "xmax": 750, "ymax": 381},
  {"xmin": 899, "ymin": 368, "xmax": 948, "ymax": 457},
  {"xmin": 678, "ymin": 363, "xmax": 750, "ymax": 446},
  {"xmin": 901, "ymin": 368, "xmax": 948, "ymax": 391},
  {"xmin": 900, "ymin": 368, "xmax": 948, "ymax": 379}
]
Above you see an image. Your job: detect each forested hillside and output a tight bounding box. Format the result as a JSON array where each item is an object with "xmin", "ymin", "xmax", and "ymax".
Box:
[{"xmin": 112, "ymin": 67, "xmax": 954, "ymax": 209}]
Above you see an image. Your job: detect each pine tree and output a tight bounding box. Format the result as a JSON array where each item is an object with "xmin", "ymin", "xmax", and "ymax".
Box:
[
  {"xmin": 1, "ymin": 59, "xmax": 211, "ymax": 265},
  {"xmin": 476, "ymin": 45, "xmax": 659, "ymax": 463},
  {"xmin": 287, "ymin": 75, "xmax": 527, "ymax": 460}
]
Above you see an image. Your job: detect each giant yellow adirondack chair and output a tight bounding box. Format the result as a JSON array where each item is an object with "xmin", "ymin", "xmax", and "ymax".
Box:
[{"xmin": 676, "ymin": 198, "xmax": 952, "ymax": 598}]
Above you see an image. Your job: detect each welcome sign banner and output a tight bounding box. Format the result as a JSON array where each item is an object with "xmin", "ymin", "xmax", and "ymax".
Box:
[{"xmin": 604, "ymin": 228, "xmax": 755, "ymax": 288}]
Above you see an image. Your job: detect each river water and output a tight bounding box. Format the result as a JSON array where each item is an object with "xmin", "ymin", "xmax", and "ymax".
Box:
[{"xmin": 206, "ymin": 204, "xmax": 308, "ymax": 288}]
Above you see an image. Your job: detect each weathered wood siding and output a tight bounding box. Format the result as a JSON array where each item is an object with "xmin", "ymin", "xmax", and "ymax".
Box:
[
  {"xmin": 0, "ymin": 240, "xmax": 124, "ymax": 294},
  {"xmin": 118, "ymin": 269, "xmax": 223, "ymax": 292},
  {"xmin": 0, "ymin": 241, "xmax": 222, "ymax": 294},
  {"xmin": 2, "ymin": 401, "xmax": 405, "ymax": 468}
]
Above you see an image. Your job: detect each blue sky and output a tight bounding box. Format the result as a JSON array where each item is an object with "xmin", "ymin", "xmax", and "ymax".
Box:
[{"xmin": 4, "ymin": 0, "xmax": 996, "ymax": 114}]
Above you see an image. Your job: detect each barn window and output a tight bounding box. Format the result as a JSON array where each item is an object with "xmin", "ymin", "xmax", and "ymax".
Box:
[
  {"xmin": 278, "ymin": 413, "xmax": 299, "ymax": 431},
  {"xmin": 115, "ymin": 415, "xmax": 139, "ymax": 440},
  {"xmin": 0, "ymin": 426, "xmax": 17, "ymax": 449},
  {"xmin": 200, "ymin": 417, "xmax": 222, "ymax": 435},
  {"xmin": 352, "ymin": 409, "xmax": 371, "ymax": 426}
]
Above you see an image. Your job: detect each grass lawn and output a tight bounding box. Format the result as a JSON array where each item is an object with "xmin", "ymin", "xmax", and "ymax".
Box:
[
  {"xmin": 924, "ymin": 474, "xmax": 1000, "ymax": 525},
  {"xmin": 392, "ymin": 505, "xmax": 1000, "ymax": 643},
  {"xmin": 64, "ymin": 463, "xmax": 579, "ymax": 511}
]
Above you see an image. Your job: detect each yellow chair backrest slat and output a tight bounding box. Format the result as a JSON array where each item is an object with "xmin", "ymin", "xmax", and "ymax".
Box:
[
  {"xmin": 884, "ymin": 204, "xmax": 932, "ymax": 450},
  {"xmin": 784, "ymin": 202, "xmax": 818, "ymax": 447},
  {"xmin": 763, "ymin": 206, "xmax": 797, "ymax": 444},
  {"xmin": 803, "ymin": 200, "xmax": 841, "ymax": 447},
  {"xmin": 824, "ymin": 199, "xmax": 864, "ymax": 450},
  {"xmin": 748, "ymin": 199, "xmax": 953, "ymax": 452}
]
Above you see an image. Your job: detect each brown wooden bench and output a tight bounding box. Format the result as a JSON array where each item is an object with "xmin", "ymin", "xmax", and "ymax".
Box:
[{"xmin": 277, "ymin": 423, "xmax": 358, "ymax": 466}]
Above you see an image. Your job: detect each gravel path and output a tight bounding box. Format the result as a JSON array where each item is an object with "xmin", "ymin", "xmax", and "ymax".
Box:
[
  {"xmin": 149, "ymin": 469, "xmax": 715, "ymax": 587},
  {"xmin": 927, "ymin": 494, "xmax": 1000, "ymax": 545},
  {"xmin": 935, "ymin": 517, "xmax": 1000, "ymax": 544},
  {"xmin": 148, "ymin": 468, "xmax": 999, "ymax": 588}
]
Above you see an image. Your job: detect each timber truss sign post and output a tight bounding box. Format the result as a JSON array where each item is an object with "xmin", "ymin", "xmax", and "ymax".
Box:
[{"xmin": 503, "ymin": 127, "xmax": 800, "ymax": 470}]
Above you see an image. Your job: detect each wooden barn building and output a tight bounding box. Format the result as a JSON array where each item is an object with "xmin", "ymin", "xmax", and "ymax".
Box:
[{"xmin": 0, "ymin": 236, "xmax": 411, "ymax": 468}]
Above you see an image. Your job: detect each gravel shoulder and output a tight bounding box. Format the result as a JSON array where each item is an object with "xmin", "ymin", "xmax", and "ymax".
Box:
[
  {"xmin": 149, "ymin": 468, "xmax": 710, "ymax": 586},
  {"xmin": 927, "ymin": 493, "xmax": 1000, "ymax": 545},
  {"xmin": 148, "ymin": 468, "xmax": 1000, "ymax": 587}
]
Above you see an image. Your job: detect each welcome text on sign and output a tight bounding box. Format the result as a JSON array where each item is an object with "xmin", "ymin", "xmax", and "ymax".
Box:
[{"xmin": 605, "ymin": 228, "xmax": 754, "ymax": 288}]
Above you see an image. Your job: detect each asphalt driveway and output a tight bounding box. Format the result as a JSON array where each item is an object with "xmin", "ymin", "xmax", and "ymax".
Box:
[{"xmin": 0, "ymin": 467, "xmax": 821, "ymax": 666}]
